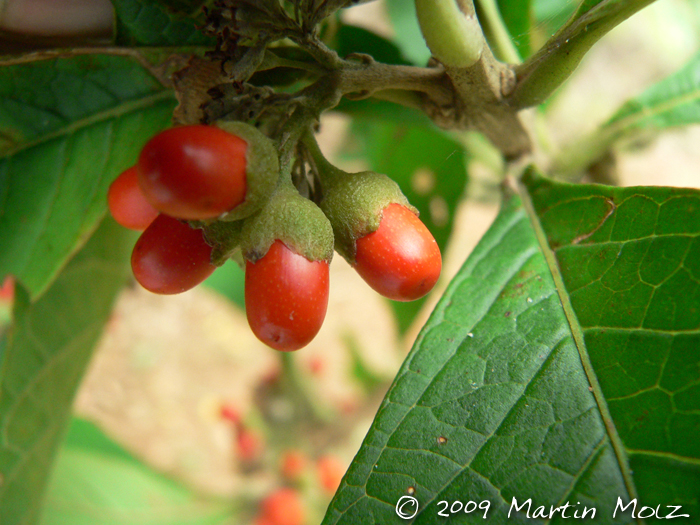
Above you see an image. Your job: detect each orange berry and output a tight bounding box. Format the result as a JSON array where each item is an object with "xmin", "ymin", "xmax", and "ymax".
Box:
[{"xmin": 280, "ymin": 450, "xmax": 307, "ymax": 481}]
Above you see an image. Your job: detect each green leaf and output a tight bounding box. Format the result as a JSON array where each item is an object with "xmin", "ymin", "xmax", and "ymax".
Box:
[
  {"xmin": 40, "ymin": 418, "xmax": 234, "ymax": 525},
  {"xmin": 347, "ymin": 120, "xmax": 468, "ymax": 333},
  {"xmin": 112, "ymin": 0, "xmax": 215, "ymax": 46},
  {"xmin": 57, "ymin": 418, "xmax": 136, "ymax": 464},
  {"xmin": 332, "ymin": 24, "xmax": 412, "ymax": 66},
  {"xmin": 494, "ymin": 0, "xmax": 532, "ymax": 56},
  {"xmin": 605, "ymin": 50, "xmax": 700, "ymax": 132},
  {"xmin": 0, "ymin": 218, "xmax": 138, "ymax": 525},
  {"xmin": 531, "ymin": 0, "xmax": 578, "ymax": 46},
  {"xmin": 385, "ymin": 0, "xmax": 432, "ymax": 65},
  {"xmin": 154, "ymin": 0, "xmax": 213, "ymax": 18},
  {"xmin": 322, "ymin": 170, "xmax": 699, "ymax": 524},
  {"xmin": 0, "ymin": 53, "xmax": 175, "ymax": 299}
]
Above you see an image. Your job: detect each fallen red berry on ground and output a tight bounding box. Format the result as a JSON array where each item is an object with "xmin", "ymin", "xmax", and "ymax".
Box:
[
  {"xmin": 258, "ymin": 488, "xmax": 306, "ymax": 525},
  {"xmin": 317, "ymin": 455, "xmax": 345, "ymax": 494}
]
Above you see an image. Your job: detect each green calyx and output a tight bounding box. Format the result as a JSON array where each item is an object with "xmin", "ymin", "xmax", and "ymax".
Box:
[
  {"xmin": 214, "ymin": 120, "xmax": 279, "ymax": 221},
  {"xmin": 199, "ymin": 219, "xmax": 244, "ymax": 267},
  {"xmin": 239, "ymin": 181, "xmax": 334, "ymax": 264},
  {"xmin": 319, "ymin": 171, "xmax": 414, "ymax": 263},
  {"xmin": 302, "ymin": 131, "xmax": 415, "ymax": 264}
]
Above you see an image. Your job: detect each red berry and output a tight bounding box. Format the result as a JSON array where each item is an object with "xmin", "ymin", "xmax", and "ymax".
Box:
[
  {"xmin": 245, "ymin": 240, "xmax": 329, "ymax": 352},
  {"xmin": 137, "ymin": 125, "xmax": 248, "ymax": 220},
  {"xmin": 131, "ymin": 214, "xmax": 215, "ymax": 294},
  {"xmin": 354, "ymin": 203, "xmax": 441, "ymax": 301},
  {"xmin": 259, "ymin": 488, "xmax": 305, "ymax": 525},
  {"xmin": 107, "ymin": 166, "xmax": 159, "ymax": 230},
  {"xmin": 316, "ymin": 455, "xmax": 345, "ymax": 494},
  {"xmin": 220, "ymin": 404, "xmax": 241, "ymax": 426},
  {"xmin": 237, "ymin": 428, "xmax": 264, "ymax": 462},
  {"xmin": 307, "ymin": 356, "xmax": 324, "ymax": 376}
]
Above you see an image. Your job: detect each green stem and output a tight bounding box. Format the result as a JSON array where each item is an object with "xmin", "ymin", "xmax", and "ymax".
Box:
[
  {"xmin": 276, "ymin": 107, "xmax": 317, "ymax": 179},
  {"xmin": 301, "ymin": 130, "xmax": 347, "ymax": 192},
  {"xmin": 509, "ymin": 0, "xmax": 659, "ymax": 108},
  {"xmin": 474, "ymin": 0, "xmax": 521, "ymax": 64},
  {"xmin": 293, "ymin": 34, "xmax": 341, "ymax": 70},
  {"xmin": 370, "ymin": 89, "xmax": 425, "ymax": 111},
  {"xmin": 415, "ymin": 0, "xmax": 485, "ymax": 67},
  {"xmin": 335, "ymin": 60, "xmax": 451, "ymax": 103}
]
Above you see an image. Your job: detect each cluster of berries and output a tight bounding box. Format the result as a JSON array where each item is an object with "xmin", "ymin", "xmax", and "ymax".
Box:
[{"xmin": 108, "ymin": 123, "xmax": 441, "ymax": 351}]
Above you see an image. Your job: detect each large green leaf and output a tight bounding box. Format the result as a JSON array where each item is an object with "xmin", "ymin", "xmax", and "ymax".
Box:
[
  {"xmin": 40, "ymin": 418, "xmax": 234, "ymax": 525},
  {"xmin": 112, "ymin": 0, "xmax": 214, "ymax": 47},
  {"xmin": 347, "ymin": 120, "xmax": 469, "ymax": 333},
  {"xmin": 0, "ymin": 52, "xmax": 175, "ymax": 299},
  {"xmin": 0, "ymin": 218, "xmax": 138, "ymax": 525},
  {"xmin": 322, "ymin": 170, "xmax": 699, "ymax": 524}
]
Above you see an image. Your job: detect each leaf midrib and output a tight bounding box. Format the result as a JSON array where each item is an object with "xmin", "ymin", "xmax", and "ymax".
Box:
[
  {"xmin": 517, "ymin": 177, "xmax": 641, "ymax": 510},
  {"xmin": 605, "ymin": 80, "xmax": 700, "ymax": 135},
  {"xmin": 0, "ymin": 91, "xmax": 175, "ymax": 160}
]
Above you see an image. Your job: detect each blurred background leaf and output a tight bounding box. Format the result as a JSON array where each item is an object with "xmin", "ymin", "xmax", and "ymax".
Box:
[
  {"xmin": 493, "ymin": 0, "xmax": 532, "ymax": 57},
  {"xmin": 0, "ymin": 218, "xmax": 137, "ymax": 525},
  {"xmin": 330, "ymin": 23, "xmax": 411, "ymax": 65},
  {"xmin": 554, "ymin": 50, "xmax": 700, "ymax": 176},
  {"xmin": 384, "ymin": 0, "xmax": 431, "ymax": 65},
  {"xmin": 605, "ymin": 50, "xmax": 700, "ymax": 132},
  {"xmin": 112, "ymin": 0, "xmax": 214, "ymax": 46},
  {"xmin": 40, "ymin": 418, "xmax": 235, "ymax": 525}
]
